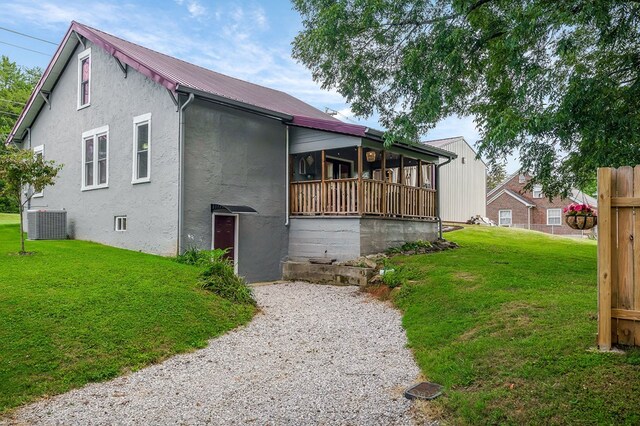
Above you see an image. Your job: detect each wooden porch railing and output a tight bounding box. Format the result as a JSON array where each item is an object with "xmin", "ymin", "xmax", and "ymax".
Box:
[{"xmin": 290, "ymin": 179, "xmax": 437, "ymax": 219}]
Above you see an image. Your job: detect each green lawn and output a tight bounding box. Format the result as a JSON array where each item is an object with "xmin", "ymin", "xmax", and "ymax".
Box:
[
  {"xmin": 0, "ymin": 213, "xmax": 19, "ymax": 224},
  {"xmin": 393, "ymin": 226, "xmax": 640, "ymax": 425},
  {"xmin": 0, "ymin": 223, "xmax": 255, "ymax": 413}
]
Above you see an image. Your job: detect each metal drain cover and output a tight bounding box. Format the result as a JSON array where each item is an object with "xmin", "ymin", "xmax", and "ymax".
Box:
[{"xmin": 404, "ymin": 382, "xmax": 444, "ymax": 400}]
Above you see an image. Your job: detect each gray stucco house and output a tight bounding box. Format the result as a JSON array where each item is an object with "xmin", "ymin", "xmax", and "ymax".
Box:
[{"xmin": 8, "ymin": 22, "xmax": 455, "ymax": 282}]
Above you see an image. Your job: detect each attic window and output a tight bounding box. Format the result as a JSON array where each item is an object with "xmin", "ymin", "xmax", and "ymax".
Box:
[
  {"xmin": 518, "ymin": 174, "xmax": 526, "ymax": 183},
  {"xmin": 532, "ymin": 184, "xmax": 543, "ymax": 199},
  {"xmin": 77, "ymin": 48, "xmax": 91, "ymax": 109}
]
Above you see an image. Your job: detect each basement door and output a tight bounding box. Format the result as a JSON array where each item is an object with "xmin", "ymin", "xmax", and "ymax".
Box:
[{"xmin": 212, "ymin": 214, "xmax": 238, "ymax": 273}]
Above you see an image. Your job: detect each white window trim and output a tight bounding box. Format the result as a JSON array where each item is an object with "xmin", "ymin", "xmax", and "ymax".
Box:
[
  {"xmin": 81, "ymin": 125, "xmax": 109, "ymax": 191},
  {"xmin": 532, "ymin": 184, "xmax": 543, "ymax": 199},
  {"xmin": 298, "ymin": 157, "xmax": 307, "ymax": 175},
  {"xmin": 77, "ymin": 48, "xmax": 91, "ymax": 110},
  {"xmin": 499, "ymin": 209, "xmax": 512, "ymax": 226},
  {"xmin": 115, "ymin": 216, "xmax": 127, "ymax": 232},
  {"xmin": 547, "ymin": 208, "xmax": 562, "ymax": 226},
  {"xmin": 211, "ymin": 213, "xmax": 239, "ymax": 274},
  {"xmin": 132, "ymin": 113, "xmax": 152, "ymax": 184},
  {"xmin": 32, "ymin": 145, "xmax": 44, "ymax": 198}
]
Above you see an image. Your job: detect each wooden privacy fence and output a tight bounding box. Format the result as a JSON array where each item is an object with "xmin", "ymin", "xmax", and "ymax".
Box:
[{"xmin": 598, "ymin": 166, "xmax": 640, "ymax": 350}]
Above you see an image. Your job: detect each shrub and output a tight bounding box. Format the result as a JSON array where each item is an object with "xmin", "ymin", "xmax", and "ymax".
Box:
[
  {"xmin": 382, "ymin": 263, "xmax": 420, "ymax": 288},
  {"xmin": 176, "ymin": 247, "xmax": 227, "ymax": 267},
  {"xmin": 200, "ymin": 259, "xmax": 256, "ymax": 306},
  {"xmin": 176, "ymin": 247, "xmax": 256, "ymax": 305},
  {"xmin": 386, "ymin": 240, "xmax": 432, "ymax": 254}
]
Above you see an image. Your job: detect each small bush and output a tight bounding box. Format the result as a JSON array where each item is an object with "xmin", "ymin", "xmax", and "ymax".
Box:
[
  {"xmin": 200, "ymin": 259, "xmax": 256, "ymax": 306},
  {"xmin": 176, "ymin": 247, "xmax": 227, "ymax": 267},
  {"xmin": 381, "ymin": 262, "xmax": 418, "ymax": 288},
  {"xmin": 176, "ymin": 247, "xmax": 255, "ymax": 305}
]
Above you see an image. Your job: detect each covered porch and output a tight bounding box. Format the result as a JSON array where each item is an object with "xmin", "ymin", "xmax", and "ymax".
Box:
[{"xmin": 290, "ymin": 145, "xmax": 438, "ymax": 220}]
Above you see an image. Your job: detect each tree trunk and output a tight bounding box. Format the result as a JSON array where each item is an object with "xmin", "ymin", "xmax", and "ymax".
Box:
[{"xmin": 17, "ymin": 190, "xmax": 25, "ymax": 254}]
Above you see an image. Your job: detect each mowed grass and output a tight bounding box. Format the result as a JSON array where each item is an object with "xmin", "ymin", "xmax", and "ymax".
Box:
[
  {"xmin": 393, "ymin": 226, "xmax": 640, "ymax": 425},
  {"xmin": 0, "ymin": 213, "xmax": 19, "ymax": 224},
  {"xmin": 0, "ymin": 223, "xmax": 255, "ymax": 413}
]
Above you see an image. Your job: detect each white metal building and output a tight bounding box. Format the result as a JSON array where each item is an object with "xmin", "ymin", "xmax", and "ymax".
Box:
[{"xmin": 424, "ymin": 136, "xmax": 487, "ymax": 222}]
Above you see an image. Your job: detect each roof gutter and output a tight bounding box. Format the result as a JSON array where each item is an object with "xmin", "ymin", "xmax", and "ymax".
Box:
[
  {"xmin": 176, "ymin": 85, "xmax": 293, "ymax": 122},
  {"xmin": 363, "ymin": 128, "xmax": 458, "ymax": 160}
]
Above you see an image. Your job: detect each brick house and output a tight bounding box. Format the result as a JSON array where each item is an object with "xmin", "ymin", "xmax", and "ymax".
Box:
[{"xmin": 486, "ymin": 173, "xmax": 597, "ymax": 235}]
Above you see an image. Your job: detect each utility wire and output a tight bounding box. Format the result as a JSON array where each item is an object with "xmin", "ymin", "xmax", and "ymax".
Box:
[
  {"xmin": 0, "ymin": 110, "xmax": 21, "ymax": 118},
  {"xmin": 0, "ymin": 98, "xmax": 25, "ymax": 106},
  {"xmin": 0, "ymin": 27, "xmax": 57, "ymax": 45},
  {"xmin": 0, "ymin": 40, "xmax": 51, "ymax": 56}
]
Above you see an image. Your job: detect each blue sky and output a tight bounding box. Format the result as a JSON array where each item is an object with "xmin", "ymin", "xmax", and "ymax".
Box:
[{"xmin": 0, "ymin": 0, "xmax": 517, "ymax": 172}]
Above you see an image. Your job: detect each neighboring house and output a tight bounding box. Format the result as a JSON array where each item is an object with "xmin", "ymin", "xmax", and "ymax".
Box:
[
  {"xmin": 486, "ymin": 173, "xmax": 597, "ymax": 235},
  {"xmin": 8, "ymin": 21, "xmax": 456, "ymax": 282},
  {"xmin": 423, "ymin": 136, "xmax": 487, "ymax": 222}
]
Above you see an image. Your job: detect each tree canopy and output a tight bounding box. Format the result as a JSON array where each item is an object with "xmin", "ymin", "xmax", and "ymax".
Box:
[
  {"xmin": 292, "ymin": 0, "xmax": 640, "ymax": 196},
  {"xmin": 486, "ymin": 160, "xmax": 507, "ymax": 191}
]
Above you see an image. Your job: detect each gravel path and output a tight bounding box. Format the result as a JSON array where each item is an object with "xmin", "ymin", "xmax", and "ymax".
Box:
[{"xmin": 4, "ymin": 282, "xmax": 421, "ymax": 425}]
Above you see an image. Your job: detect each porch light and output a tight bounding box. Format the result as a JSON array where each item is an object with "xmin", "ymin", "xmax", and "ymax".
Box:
[{"xmin": 366, "ymin": 150, "xmax": 377, "ymax": 162}]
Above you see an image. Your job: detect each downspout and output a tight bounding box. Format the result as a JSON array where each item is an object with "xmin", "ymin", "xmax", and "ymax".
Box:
[
  {"xmin": 285, "ymin": 125, "xmax": 290, "ymax": 226},
  {"xmin": 26, "ymin": 127, "xmax": 32, "ymax": 211},
  {"xmin": 435, "ymin": 156, "xmax": 454, "ymax": 240},
  {"xmin": 177, "ymin": 93, "xmax": 195, "ymax": 255},
  {"xmin": 527, "ymin": 206, "xmax": 531, "ymax": 230}
]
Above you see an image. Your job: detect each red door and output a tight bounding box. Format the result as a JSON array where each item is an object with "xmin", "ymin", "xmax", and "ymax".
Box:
[{"xmin": 214, "ymin": 215, "xmax": 236, "ymax": 263}]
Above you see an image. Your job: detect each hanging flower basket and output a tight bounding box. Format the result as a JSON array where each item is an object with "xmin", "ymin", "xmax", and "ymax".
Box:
[{"xmin": 564, "ymin": 203, "xmax": 597, "ymax": 230}]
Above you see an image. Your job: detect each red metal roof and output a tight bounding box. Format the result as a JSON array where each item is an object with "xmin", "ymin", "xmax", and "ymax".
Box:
[{"xmin": 73, "ymin": 22, "xmax": 338, "ymax": 121}]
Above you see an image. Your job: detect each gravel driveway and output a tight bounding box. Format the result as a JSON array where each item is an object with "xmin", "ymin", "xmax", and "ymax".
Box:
[{"xmin": 4, "ymin": 282, "xmax": 421, "ymax": 425}]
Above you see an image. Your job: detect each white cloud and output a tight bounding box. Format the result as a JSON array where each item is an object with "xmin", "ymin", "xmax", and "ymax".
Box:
[
  {"xmin": 186, "ymin": 1, "xmax": 206, "ymax": 18},
  {"xmin": 426, "ymin": 115, "xmax": 481, "ymax": 144}
]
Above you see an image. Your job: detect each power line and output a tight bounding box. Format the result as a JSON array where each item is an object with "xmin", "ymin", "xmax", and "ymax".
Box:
[
  {"xmin": 0, "ymin": 40, "xmax": 51, "ymax": 56},
  {"xmin": 0, "ymin": 27, "xmax": 57, "ymax": 45},
  {"xmin": 0, "ymin": 98, "xmax": 25, "ymax": 106},
  {"xmin": 0, "ymin": 110, "xmax": 21, "ymax": 118}
]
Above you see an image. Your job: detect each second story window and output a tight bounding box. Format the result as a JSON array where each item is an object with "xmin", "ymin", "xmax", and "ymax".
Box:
[
  {"xmin": 78, "ymin": 48, "xmax": 91, "ymax": 109},
  {"xmin": 532, "ymin": 184, "xmax": 543, "ymax": 199},
  {"xmin": 132, "ymin": 113, "xmax": 151, "ymax": 183}
]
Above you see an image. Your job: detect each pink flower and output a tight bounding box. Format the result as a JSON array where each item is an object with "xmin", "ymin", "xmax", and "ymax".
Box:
[
  {"xmin": 575, "ymin": 204, "xmax": 583, "ymax": 212},
  {"xmin": 563, "ymin": 207, "xmax": 568, "ymax": 213}
]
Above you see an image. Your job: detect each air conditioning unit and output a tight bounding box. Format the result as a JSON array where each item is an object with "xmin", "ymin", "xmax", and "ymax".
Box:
[{"xmin": 27, "ymin": 210, "xmax": 67, "ymax": 240}]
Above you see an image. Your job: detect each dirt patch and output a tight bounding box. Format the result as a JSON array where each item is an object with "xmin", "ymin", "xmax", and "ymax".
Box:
[
  {"xmin": 411, "ymin": 399, "xmax": 447, "ymax": 424},
  {"xmin": 453, "ymin": 272, "xmax": 477, "ymax": 282},
  {"xmin": 364, "ymin": 284, "xmax": 393, "ymax": 301}
]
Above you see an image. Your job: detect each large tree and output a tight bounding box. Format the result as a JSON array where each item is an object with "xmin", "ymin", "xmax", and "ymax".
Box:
[
  {"xmin": 292, "ymin": 0, "xmax": 640, "ymax": 196},
  {"xmin": 0, "ymin": 56, "xmax": 42, "ymax": 212}
]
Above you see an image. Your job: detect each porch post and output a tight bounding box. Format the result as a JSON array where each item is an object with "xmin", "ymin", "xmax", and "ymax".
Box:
[
  {"xmin": 381, "ymin": 150, "xmax": 387, "ymax": 216},
  {"xmin": 357, "ymin": 146, "xmax": 363, "ymax": 216},
  {"xmin": 321, "ymin": 150, "xmax": 326, "ymax": 214},
  {"xmin": 417, "ymin": 159, "xmax": 423, "ymax": 217},
  {"xmin": 399, "ymin": 155, "xmax": 405, "ymax": 217}
]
